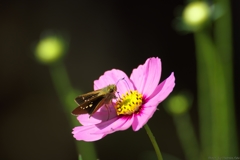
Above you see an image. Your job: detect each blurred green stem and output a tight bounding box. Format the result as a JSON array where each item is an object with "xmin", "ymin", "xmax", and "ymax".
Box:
[
  {"xmin": 213, "ymin": 0, "xmax": 238, "ymax": 155},
  {"xmin": 194, "ymin": 30, "xmax": 216, "ymax": 158},
  {"xmin": 173, "ymin": 113, "xmax": 200, "ymax": 160},
  {"xmin": 49, "ymin": 61, "xmax": 97, "ymax": 160},
  {"xmin": 194, "ymin": 6, "xmax": 238, "ymax": 157},
  {"xmin": 144, "ymin": 124, "xmax": 163, "ymax": 160}
]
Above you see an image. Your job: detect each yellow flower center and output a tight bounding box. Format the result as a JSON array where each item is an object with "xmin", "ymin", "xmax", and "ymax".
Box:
[{"xmin": 115, "ymin": 90, "xmax": 143, "ymax": 115}]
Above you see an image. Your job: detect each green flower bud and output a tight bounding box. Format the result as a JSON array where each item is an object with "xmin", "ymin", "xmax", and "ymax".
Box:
[
  {"xmin": 183, "ymin": 2, "xmax": 210, "ymax": 31},
  {"xmin": 164, "ymin": 91, "xmax": 193, "ymax": 115},
  {"xmin": 35, "ymin": 33, "xmax": 67, "ymax": 64}
]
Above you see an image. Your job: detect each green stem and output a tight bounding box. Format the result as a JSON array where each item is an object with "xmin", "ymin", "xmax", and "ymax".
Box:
[
  {"xmin": 195, "ymin": 28, "xmax": 238, "ymax": 157},
  {"xmin": 194, "ymin": 30, "xmax": 217, "ymax": 158},
  {"xmin": 173, "ymin": 113, "xmax": 200, "ymax": 160},
  {"xmin": 194, "ymin": 0, "xmax": 238, "ymax": 156},
  {"xmin": 49, "ymin": 61, "xmax": 97, "ymax": 160},
  {"xmin": 213, "ymin": 0, "xmax": 238, "ymax": 156},
  {"xmin": 144, "ymin": 124, "xmax": 163, "ymax": 160}
]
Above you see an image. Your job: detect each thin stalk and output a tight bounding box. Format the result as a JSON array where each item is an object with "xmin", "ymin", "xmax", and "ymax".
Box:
[
  {"xmin": 213, "ymin": 0, "xmax": 238, "ymax": 156},
  {"xmin": 173, "ymin": 113, "xmax": 200, "ymax": 160},
  {"xmin": 49, "ymin": 61, "xmax": 97, "ymax": 160},
  {"xmin": 144, "ymin": 124, "xmax": 163, "ymax": 160},
  {"xmin": 194, "ymin": 30, "xmax": 216, "ymax": 158}
]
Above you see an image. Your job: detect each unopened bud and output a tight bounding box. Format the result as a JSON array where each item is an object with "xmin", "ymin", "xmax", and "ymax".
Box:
[
  {"xmin": 35, "ymin": 33, "xmax": 67, "ymax": 64},
  {"xmin": 183, "ymin": 2, "xmax": 210, "ymax": 31}
]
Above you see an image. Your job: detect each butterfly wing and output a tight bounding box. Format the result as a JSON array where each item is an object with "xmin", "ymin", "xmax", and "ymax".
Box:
[
  {"xmin": 74, "ymin": 89, "xmax": 101, "ymax": 105},
  {"xmin": 88, "ymin": 91, "xmax": 117, "ymax": 117},
  {"xmin": 72, "ymin": 85, "xmax": 117, "ymax": 117},
  {"xmin": 72, "ymin": 94, "xmax": 105, "ymax": 116}
]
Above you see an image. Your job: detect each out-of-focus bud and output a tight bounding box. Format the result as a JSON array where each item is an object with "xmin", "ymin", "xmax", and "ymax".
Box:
[
  {"xmin": 164, "ymin": 91, "xmax": 193, "ymax": 115},
  {"xmin": 183, "ymin": 2, "xmax": 210, "ymax": 31},
  {"xmin": 35, "ymin": 32, "xmax": 68, "ymax": 64}
]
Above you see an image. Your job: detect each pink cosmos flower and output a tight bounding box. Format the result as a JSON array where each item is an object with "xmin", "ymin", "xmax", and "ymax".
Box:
[{"xmin": 72, "ymin": 57, "xmax": 175, "ymax": 141}]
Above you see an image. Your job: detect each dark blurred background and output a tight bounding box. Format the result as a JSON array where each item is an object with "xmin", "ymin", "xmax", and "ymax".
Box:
[{"xmin": 0, "ymin": 1, "xmax": 239, "ymax": 160}]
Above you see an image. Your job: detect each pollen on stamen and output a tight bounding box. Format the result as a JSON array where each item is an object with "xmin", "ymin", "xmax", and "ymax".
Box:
[{"xmin": 115, "ymin": 90, "xmax": 143, "ymax": 115}]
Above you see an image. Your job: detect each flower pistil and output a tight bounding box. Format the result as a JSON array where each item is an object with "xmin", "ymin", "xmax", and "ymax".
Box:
[{"xmin": 115, "ymin": 90, "xmax": 143, "ymax": 115}]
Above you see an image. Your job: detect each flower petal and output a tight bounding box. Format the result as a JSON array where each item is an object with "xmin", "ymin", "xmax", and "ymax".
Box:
[
  {"xmin": 95, "ymin": 115, "xmax": 134, "ymax": 134},
  {"xmin": 146, "ymin": 72, "xmax": 175, "ymax": 106},
  {"xmin": 72, "ymin": 125, "xmax": 106, "ymax": 142},
  {"xmin": 94, "ymin": 69, "xmax": 134, "ymax": 96},
  {"xmin": 132, "ymin": 104, "xmax": 157, "ymax": 131},
  {"xmin": 130, "ymin": 57, "xmax": 161, "ymax": 97},
  {"xmin": 77, "ymin": 106, "xmax": 117, "ymax": 126},
  {"xmin": 132, "ymin": 72, "xmax": 175, "ymax": 131}
]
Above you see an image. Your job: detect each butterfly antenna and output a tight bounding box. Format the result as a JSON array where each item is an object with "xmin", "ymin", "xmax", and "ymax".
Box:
[
  {"xmin": 116, "ymin": 77, "xmax": 125, "ymax": 86},
  {"xmin": 116, "ymin": 77, "xmax": 131, "ymax": 91},
  {"xmin": 123, "ymin": 77, "xmax": 131, "ymax": 91}
]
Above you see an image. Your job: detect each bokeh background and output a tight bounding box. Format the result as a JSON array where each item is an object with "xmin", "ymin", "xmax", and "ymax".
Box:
[{"xmin": 0, "ymin": 1, "xmax": 239, "ymax": 160}]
